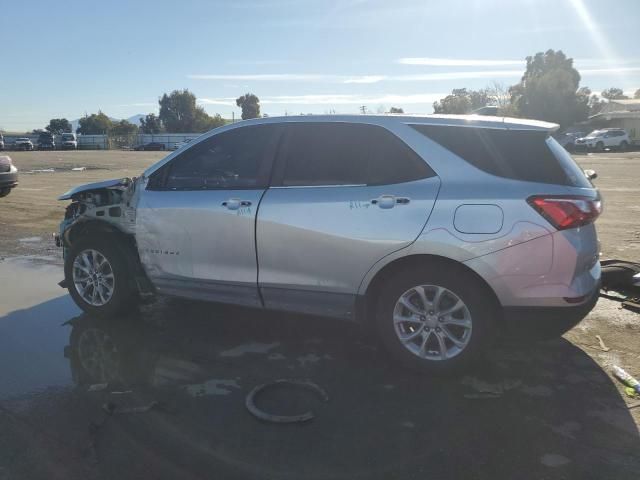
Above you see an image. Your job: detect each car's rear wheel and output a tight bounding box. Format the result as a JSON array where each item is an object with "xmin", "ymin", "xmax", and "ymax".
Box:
[
  {"xmin": 375, "ymin": 266, "xmax": 496, "ymax": 374},
  {"xmin": 65, "ymin": 236, "xmax": 137, "ymax": 317},
  {"xmin": 595, "ymin": 141, "xmax": 604, "ymax": 152},
  {"xmin": 0, "ymin": 188, "xmax": 11, "ymax": 198},
  {"xmin": 619, "ymin": 140, "xmax": 629, "ymax": 151}
]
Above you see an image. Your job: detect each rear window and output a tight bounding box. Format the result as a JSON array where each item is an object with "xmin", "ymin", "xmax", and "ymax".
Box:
[
  {"xmin": 410, "ymin": 125, "xmax": 591, "ymax": 187},
  {"xmin": 279, "ymin": 123, "xmax": 435, "ymax": 187}
]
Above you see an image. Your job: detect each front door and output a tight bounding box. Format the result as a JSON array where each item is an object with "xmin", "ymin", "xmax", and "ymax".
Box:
[
  {"xmin": 136, "ymin": 124, "xmax": 281, "ymax": 306},
  {"xmin": 257, "ymin": 122, "xmax": 440, "ymax": 319}
]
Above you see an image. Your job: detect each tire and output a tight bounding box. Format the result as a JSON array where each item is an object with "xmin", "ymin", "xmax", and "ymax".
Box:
[
  {"xmin": 64, "ymin": 235, "xmax": 137, "ymax": 317},
  {"xmin": 375, "ymin": 265, "xmax": 497, "ymax": 374},
  {"xmin": 619, "ymin": 141, "xmax": 628, "ymax": 151},
  {"xmin": 595, "ymin": 141, "xmax": 604, "ymax": 152},
  {"xmin": 0, "ymin": 188, "xmax": 11, "ymax": 198}
]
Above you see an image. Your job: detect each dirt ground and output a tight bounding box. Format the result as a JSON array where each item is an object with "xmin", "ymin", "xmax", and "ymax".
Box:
[
  {"xmin": 0, "ymin": 150, "xmax": 165, "ymax": 257},
  {"xmin": 1, "ymin": 149, "xmax": 639, "ymax": 260}
]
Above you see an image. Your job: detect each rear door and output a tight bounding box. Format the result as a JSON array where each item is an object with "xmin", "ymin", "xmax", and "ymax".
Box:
[{"xmin": 256, "ymin": 121, "xmax": 440, "ymax": 319}]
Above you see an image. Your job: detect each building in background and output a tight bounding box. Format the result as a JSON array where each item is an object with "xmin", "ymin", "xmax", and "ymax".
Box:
[{"xmin": 589, "ymin": 99, "xmax": 640, "ymax": 146}]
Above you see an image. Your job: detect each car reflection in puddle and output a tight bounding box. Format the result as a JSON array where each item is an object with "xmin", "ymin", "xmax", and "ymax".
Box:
[{"xmin": 54, "ymin": 300, "xmax": 640, "ymax": 480}]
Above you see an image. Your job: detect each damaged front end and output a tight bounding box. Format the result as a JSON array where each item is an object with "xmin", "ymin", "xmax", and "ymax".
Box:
[
  {"xmin": 56, "ymin": 176, "xmax": 155, "ymax": 299},
  {"xmin": 57, "ymin": 177, "xmax": 138, "ymax": 254}
]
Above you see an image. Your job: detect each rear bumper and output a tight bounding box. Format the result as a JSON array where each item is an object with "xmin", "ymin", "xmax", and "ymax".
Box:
[
  {"xmin": 502, "ymin": 283, "xmax": 600, "ymax": 338},
  {"xmin": 503, "ymin": 282, "xmax": 599, "ymax": 324},
  {"xmin": 0, "ymin": 171, "xmax": 18, "ymax": 189},
  {"xmin": 464, "ymin": 224, "xmax": 600, "ymax": 308}
]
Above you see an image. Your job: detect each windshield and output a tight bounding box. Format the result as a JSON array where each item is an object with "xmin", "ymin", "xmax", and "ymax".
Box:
[
  {"xmin": 587, "ymin": 130, "xmax": 606, "ymax": 137},
  {"xmin": 62, "ymin": 134, "xmax": 75, "ymax": 140}
]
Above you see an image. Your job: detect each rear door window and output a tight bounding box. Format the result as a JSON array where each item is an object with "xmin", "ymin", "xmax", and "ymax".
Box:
[
  {"xmin": 276, "ymin": 123, "xmax": 434, "ymax": 187},
  {"xmin": 410, "ymin": 125, "xmax": 590, "ymax": 187}
]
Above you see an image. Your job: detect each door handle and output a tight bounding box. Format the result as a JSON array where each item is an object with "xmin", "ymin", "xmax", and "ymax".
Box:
[
  {"xmin": 222, "ymin": 198, "xmax": 252, "ymax": 210},
  {"xmin": 370, "ymin": 195, "xmax": 410, "ymax": 209}
]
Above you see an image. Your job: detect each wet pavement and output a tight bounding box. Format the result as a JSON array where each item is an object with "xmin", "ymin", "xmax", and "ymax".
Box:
[{"xmin": 0, "ymin": 257, "xmax": 639, "ymax": 479}]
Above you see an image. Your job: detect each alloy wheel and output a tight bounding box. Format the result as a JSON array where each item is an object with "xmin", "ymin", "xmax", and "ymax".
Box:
[
  {"xmin": 393, "ymin": 285, "xmax": 472, "ymax": 361},
  {"xmin": 72, "ymin": 249, "xmax": 115, "ymax": 306}
]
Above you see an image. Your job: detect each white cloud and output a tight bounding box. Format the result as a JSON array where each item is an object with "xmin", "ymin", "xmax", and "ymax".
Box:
[
  {"xmin": 197, "ymin": 97, "xmax": 237, "ymax": 106},
  {"xmin": 198, "ymin": 93, "xmax": 446, "ymax": 106},
  {"xmin": 342, "ymin": 75, "xmax": 387, "ymax": 84},
  {"xmin": 189, "ymin": 71, "xmax": 523, "ymax": 83},
  {"xmin": 397, "ymin": 58, "xmax": 524, "ymax": 67},
  {"xmin": 115, "ymin": 102, "xmax": 157, "ymax": 107},
  {"xmin": 390, "ymin": 70, "xmax": 522, "ymax": 81},
  {"xmin": 188, "ymin": 73, "xmax": 331, "ymax": 81},
  {"xmin": 580, "ymin": 67, "xmax": 640, "ymax": 75}
]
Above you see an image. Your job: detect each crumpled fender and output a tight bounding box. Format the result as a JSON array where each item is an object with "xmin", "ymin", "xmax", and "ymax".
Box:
[{"xmin": 58, "ymin": 178, "xmax": 131, "ymax": 200}]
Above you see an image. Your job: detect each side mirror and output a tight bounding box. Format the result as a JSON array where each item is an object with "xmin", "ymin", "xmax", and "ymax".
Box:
[{"xmin": 584, "ymin": 169, "xmax": 597, "ymax": 181}]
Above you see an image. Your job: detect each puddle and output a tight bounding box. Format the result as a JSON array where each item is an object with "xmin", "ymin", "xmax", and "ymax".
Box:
[
  {"xmin": 219, "ymin": 342, "xmax": 280, "ymax": 357},
  {"xmin": 19, "ymin": 236, "xmax": 43, "ymax": 243},
  {"xmin": 185, "ymin": 379, "xmax": 241, "ymax": 397},
  {"xmin": 540, "ymin": 453, "xmax": 571, "ymax": 467}
]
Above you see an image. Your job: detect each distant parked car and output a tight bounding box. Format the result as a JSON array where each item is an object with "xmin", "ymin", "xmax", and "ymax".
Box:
[
  {"xmin": 60, "ymin": 133, "xmax": 78, "ymax": 150},
  {"xmin": 0, "ymin": 133, "xmax": 4, "ymax": 151},
  {"xmin": 575, "ymin": 129, "xmax": 630, "ymax": 151},
  {"xmin": 0, "ymin": 155, "xmax": 18, "ymax": 197},
  {"xmin": 38, "ymin": 132, "xmax": 56, "ymax": 150},
  {"xmin": 170, "ymin": 138, "xmax": 193, "ymax": 150},
  {"xmin": 134, "ymin": 142, "xmax": 166, "ymax": 151},
  {"xmin": 14, "ymin": 138, "xmax": 34, "ymax": 151},
  {"xmin": 556, "ymin": 132, "xmax": 586, "ymax": 151}
]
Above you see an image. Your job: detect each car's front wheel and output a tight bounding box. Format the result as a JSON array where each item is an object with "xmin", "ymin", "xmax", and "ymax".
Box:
[
  {"xmin": 375, "ymin": 266, "xmax": 496, "ymax": 374},
  {"xmin": 65, "ymin": 236, "xmax": 136, "ymax": 316}
]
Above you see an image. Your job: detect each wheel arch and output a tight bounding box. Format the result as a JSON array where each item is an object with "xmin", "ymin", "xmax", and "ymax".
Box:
[
  {"xmin": 63, "ymin": 219, "xmax": 151, "ymax": 294},
  {"xmin": 64, "ymin": 219, "xmax": 131, "ymax": 248},
  {"xmin": 360, "ymin": 254, "xmax": 503, "ymax": 326}
]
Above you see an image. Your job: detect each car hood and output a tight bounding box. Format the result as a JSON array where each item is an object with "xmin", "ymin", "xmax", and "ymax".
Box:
[{"xmin": 58, "ymin": 178, "xmax": 131, "ymax": 200}]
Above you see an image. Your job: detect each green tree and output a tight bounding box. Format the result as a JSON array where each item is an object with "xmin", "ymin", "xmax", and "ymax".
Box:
[
  {"xmin": 635, "ymin": 88, "xmax": 640, "ymax": 99},
  {"xmin": 194, "ymin": 112, "xmax": 225, "ymax": 131},
  {"xmin": 433, "ymin": 88, "xmax": 491, "ymax": 114},
  {"xmin": 388, "ymin": 107, "xmax": 404, "ymax": 114},
  {"xmin": 509, "ymin": 50, "xmax": 589, "ymax": 127},
  {"xmin": 139, "ymin": 113, "xmax": 163, "ymax": 134},
  {"xmin": 159, "ymin": 89, "xmax": 223, "ymax": 132},
  {"xmin": 77, "ymin": 111, "xmax": 113, "ymax": 134},
  {"xmin": 601, "ymin": 87, "xmax": 628, "ymax": 100},
  {"xmin": 45, "ymin": 118, "xmax": 72, "ymax": 135},
  {"xmin": 236, "ymin": 93, "xmax": 261, "ymax": 120},
  {"xmin": 111, "ymin": 120, "xmax": 138, "ymax": 136},
  {"xmin": 581, "ymin": 87, "xmax": 606, "ymax": 116}
]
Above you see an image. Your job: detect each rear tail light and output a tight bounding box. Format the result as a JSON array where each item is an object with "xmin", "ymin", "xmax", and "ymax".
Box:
[
  {"xmin": 0, "ymin": 156, "xmax": 12, "ymax": 173},
  {"xmin": 527, "ymin": 195, "xmax": 602, "ymax": 230}
]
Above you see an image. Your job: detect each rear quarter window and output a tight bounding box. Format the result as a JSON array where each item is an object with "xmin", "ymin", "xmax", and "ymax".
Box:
[{"xmin": 410, "ymin": 125, "xmax": 591, "ymax": 187}]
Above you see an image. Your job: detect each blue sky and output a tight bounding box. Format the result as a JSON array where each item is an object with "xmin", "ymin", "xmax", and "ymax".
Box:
[{"xmin": 1, "ymin": 0, "xmax": 639, "ymax": 131}]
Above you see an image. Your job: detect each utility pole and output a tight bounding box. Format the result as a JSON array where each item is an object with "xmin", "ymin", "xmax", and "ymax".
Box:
[{"xmin": 359, "ymin": 105, "xmax": 367, "ymax": 114}]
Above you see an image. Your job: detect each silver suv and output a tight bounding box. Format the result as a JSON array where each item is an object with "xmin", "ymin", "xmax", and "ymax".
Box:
[{"xmin": 57, "ymin": 115, "xmax": 602, "ymax": 372}]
